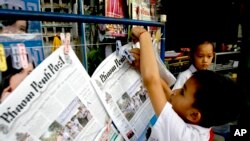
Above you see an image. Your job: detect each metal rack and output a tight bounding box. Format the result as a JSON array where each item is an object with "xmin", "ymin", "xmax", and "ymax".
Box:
[
  {"xmin": 0, "ymin": 9, "xmax": 166, "ymax": 70},
  {"xmin": 213, "ymin": 51, "xmax": 241, "ymax": 71}
]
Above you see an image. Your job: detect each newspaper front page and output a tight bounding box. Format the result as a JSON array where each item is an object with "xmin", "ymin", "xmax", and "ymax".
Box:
[
  {"xmin": 0, "ymin": 46, "xmax": 118, "ymax": 141},
  {"xmin": 91, "ymin": 43, "xmax": 156, "ymax": 141}
]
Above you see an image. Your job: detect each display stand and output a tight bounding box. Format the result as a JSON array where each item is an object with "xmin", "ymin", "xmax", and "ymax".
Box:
[{"xmin": 0, "ymin": 9, "xmax": 166, "ymax": 70}]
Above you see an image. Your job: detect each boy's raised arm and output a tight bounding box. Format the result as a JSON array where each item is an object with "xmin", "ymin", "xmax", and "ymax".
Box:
[{"xmin": 132, "ymin": 27, "xmax": 170, "ymax": 116}]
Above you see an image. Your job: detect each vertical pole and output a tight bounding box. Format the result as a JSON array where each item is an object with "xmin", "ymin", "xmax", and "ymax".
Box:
[
  {"xmin": 160, "ymin": 25, "xmax": 166, "ymax": 61},
  {"xmin": 79, "ymin": 0, "xmax": 88, "ymax": 70}
]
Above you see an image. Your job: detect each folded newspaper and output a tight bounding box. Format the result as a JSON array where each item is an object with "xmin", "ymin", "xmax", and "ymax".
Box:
[{"xmin": 0, "ymin": 42, "xmax": 175, "ymax": 141}]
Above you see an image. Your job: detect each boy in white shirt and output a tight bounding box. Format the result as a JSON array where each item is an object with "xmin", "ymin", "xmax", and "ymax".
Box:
[{"xmin": 129, "ymin": 27, "xmax": 243, "ymax": 141}]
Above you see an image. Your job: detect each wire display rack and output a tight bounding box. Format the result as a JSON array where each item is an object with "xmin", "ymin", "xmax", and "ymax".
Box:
[{"xmin": 0, "ymin": 9, "xmax": 166, "ymax": 70}]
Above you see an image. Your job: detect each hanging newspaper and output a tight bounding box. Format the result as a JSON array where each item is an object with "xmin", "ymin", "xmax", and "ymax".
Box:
[
  {"xmin": 0, "ymin": 41, "xmax": 175, "ymax": 141},
  {"xmin": 0, "ymin": 46, "xmax": 120, "ymax": 141},
  {"xmin": 91, "ymin": 43, "xmax": 156, "ymax": 141}
]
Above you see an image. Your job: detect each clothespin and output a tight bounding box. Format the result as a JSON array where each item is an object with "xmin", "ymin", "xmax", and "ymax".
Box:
[
  {"xmin": 64, "ymin": 33, "xmax": 71, "ymax": 55},
  {"xmin": 60, "ymin": 33, "xmax": 71, "ymax": 55},
  {"xmin": 116, "ymin": 40, "xmax": 122, "ymax": 56},
  {"xmin": 52, "ymin": 34, "xmax": 61, "ymax": 52},
  {"xmin": 17, "ymin": 43, "xmax": 29, "ymax": 69},
  {"xmin": 155, "ymin": 28, "xmax": 162, "ymax": 43},
  {"xmin": 60, "ymin": 33, "xmax": 65, "ymax": 45},
  {"xmin": 116, "ymin": 40, "xmax": 135, "ymax": 63},
  {"xmin": 123, "ymin": 48, "xmax": 135, "ymax": 64},
  {"xmin": 0, "ymin": 44, "xmax": 7, "ymax": 72},
  {"xmin": 132, "ymin": 42, "xmax": 140, "ymax": 49},
  {"xmin": 60, "ymin": 32, "xmax": 72, "ymax": 64},
  {"xmin": 10, "ymin": 44, "xmax": 22, "ymax": 69},
  {"xmin": 151, "ymin": 29, "xmax": 162, "ymax": 53},
  {"xmin": 152, "ymin": 28, "xmax": 162, "ymax": 45}
]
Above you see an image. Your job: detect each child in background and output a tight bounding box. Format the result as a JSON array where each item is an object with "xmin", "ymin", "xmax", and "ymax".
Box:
[
  {"xmin": 130, "ymin": 27, "xmax": 243, "ymax": 141},
  {"xmin": 172, "ymin": 39, "xmax": 215, "ymax": 90}
]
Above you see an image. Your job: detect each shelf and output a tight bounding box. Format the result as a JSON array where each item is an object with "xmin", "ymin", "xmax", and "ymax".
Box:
[
  {"xmin": 168, "ymin": 61, "xmax": 189, "ymax": 67},
  {"xmin": 214, "ymin": 67, "xmax": 238, "ymax": 71},
  {"xmin": 165, "ymin": 56, "xmax": 189, "ymax": 61},
  {"xmin": 215, "ymin": 51, "xmax": 240, "ymax": 55},
  {"xmin": 213, "ymin": 50, "xmax": 240, "ymax": 73},
  {"xmin": 0, "ymin": 9, "xmax": 166, "ymax": 69},
  {"xmin": 42, "ymin": 24, "xmax": 73, "ymax": 27}
]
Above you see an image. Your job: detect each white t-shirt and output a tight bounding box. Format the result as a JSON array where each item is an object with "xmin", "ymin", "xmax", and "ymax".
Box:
[
  {"xmin": 148, "ymin": 102, "xmax": 212, "ymax": 141},
  {"xmin": 172, "ymin": 65, "xmax": 197, "ymax": 90}
]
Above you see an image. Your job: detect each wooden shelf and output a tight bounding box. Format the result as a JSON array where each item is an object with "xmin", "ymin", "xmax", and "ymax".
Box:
[{"xmin": 165, "ymin": 56, "xmax": 189, "ymax": 61}]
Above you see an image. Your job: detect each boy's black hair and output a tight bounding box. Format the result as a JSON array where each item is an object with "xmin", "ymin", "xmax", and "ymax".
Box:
[{"xmin": 191, "ymin": 70, "xmax": 244, "ymax": 128}]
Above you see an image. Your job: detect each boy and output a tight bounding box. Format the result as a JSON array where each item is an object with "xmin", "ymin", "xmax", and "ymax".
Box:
[{"xmin": 130, "ymin": 27, "xmax": 243, "ymax": 141}]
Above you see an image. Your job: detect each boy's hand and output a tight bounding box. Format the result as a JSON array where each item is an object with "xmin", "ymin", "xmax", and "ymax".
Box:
[
  {"xmin": 131, "ymin": 27, "xmax": 147, "ymax": 43},
  {"xmin": 129, "ymin": 48, "xmax": 140, "ymax": 70}
]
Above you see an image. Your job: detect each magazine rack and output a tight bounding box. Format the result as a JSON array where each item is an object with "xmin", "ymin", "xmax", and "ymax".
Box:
[{"xmin": 0, "ymin": 9, "xmax": 166, "ymax": 70}]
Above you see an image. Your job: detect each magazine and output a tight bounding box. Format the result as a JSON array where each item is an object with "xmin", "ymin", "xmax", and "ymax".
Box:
[
  {"xmin": 0, "ymin": 42, "xmax": 175, "ymax": 141},
  {"xmin": 0, "ymin": 0, "xmax": 44, "ymax": 65},
  {"xmin": 130, "ymin": 0, "xmax": 157, "ymax": 35},
  {"xmin": 105, "ymin": 0, "xmax": 127, "ymax": 37}
]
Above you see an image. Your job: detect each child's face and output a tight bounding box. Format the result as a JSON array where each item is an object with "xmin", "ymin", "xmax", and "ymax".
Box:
[
  {"xmin": 193, "ymin": 43, "xmax": 214, "ymax": 70},
  {"xmin": 170, "ymin": 77, "xmax": 199, "ymax": 121}
]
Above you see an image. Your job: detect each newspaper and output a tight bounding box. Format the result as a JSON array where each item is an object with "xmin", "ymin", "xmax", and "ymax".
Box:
[
  {"xmin": 91, "ymin": 43, "xmax": 156, "ymax": 141},
  {"xmin": 0, "ymin": 41, "xmax": 175, "ymax": 141},
  {"xmin": 0, "ymin": 46, "xmax": 118, "ymax": 141}
]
